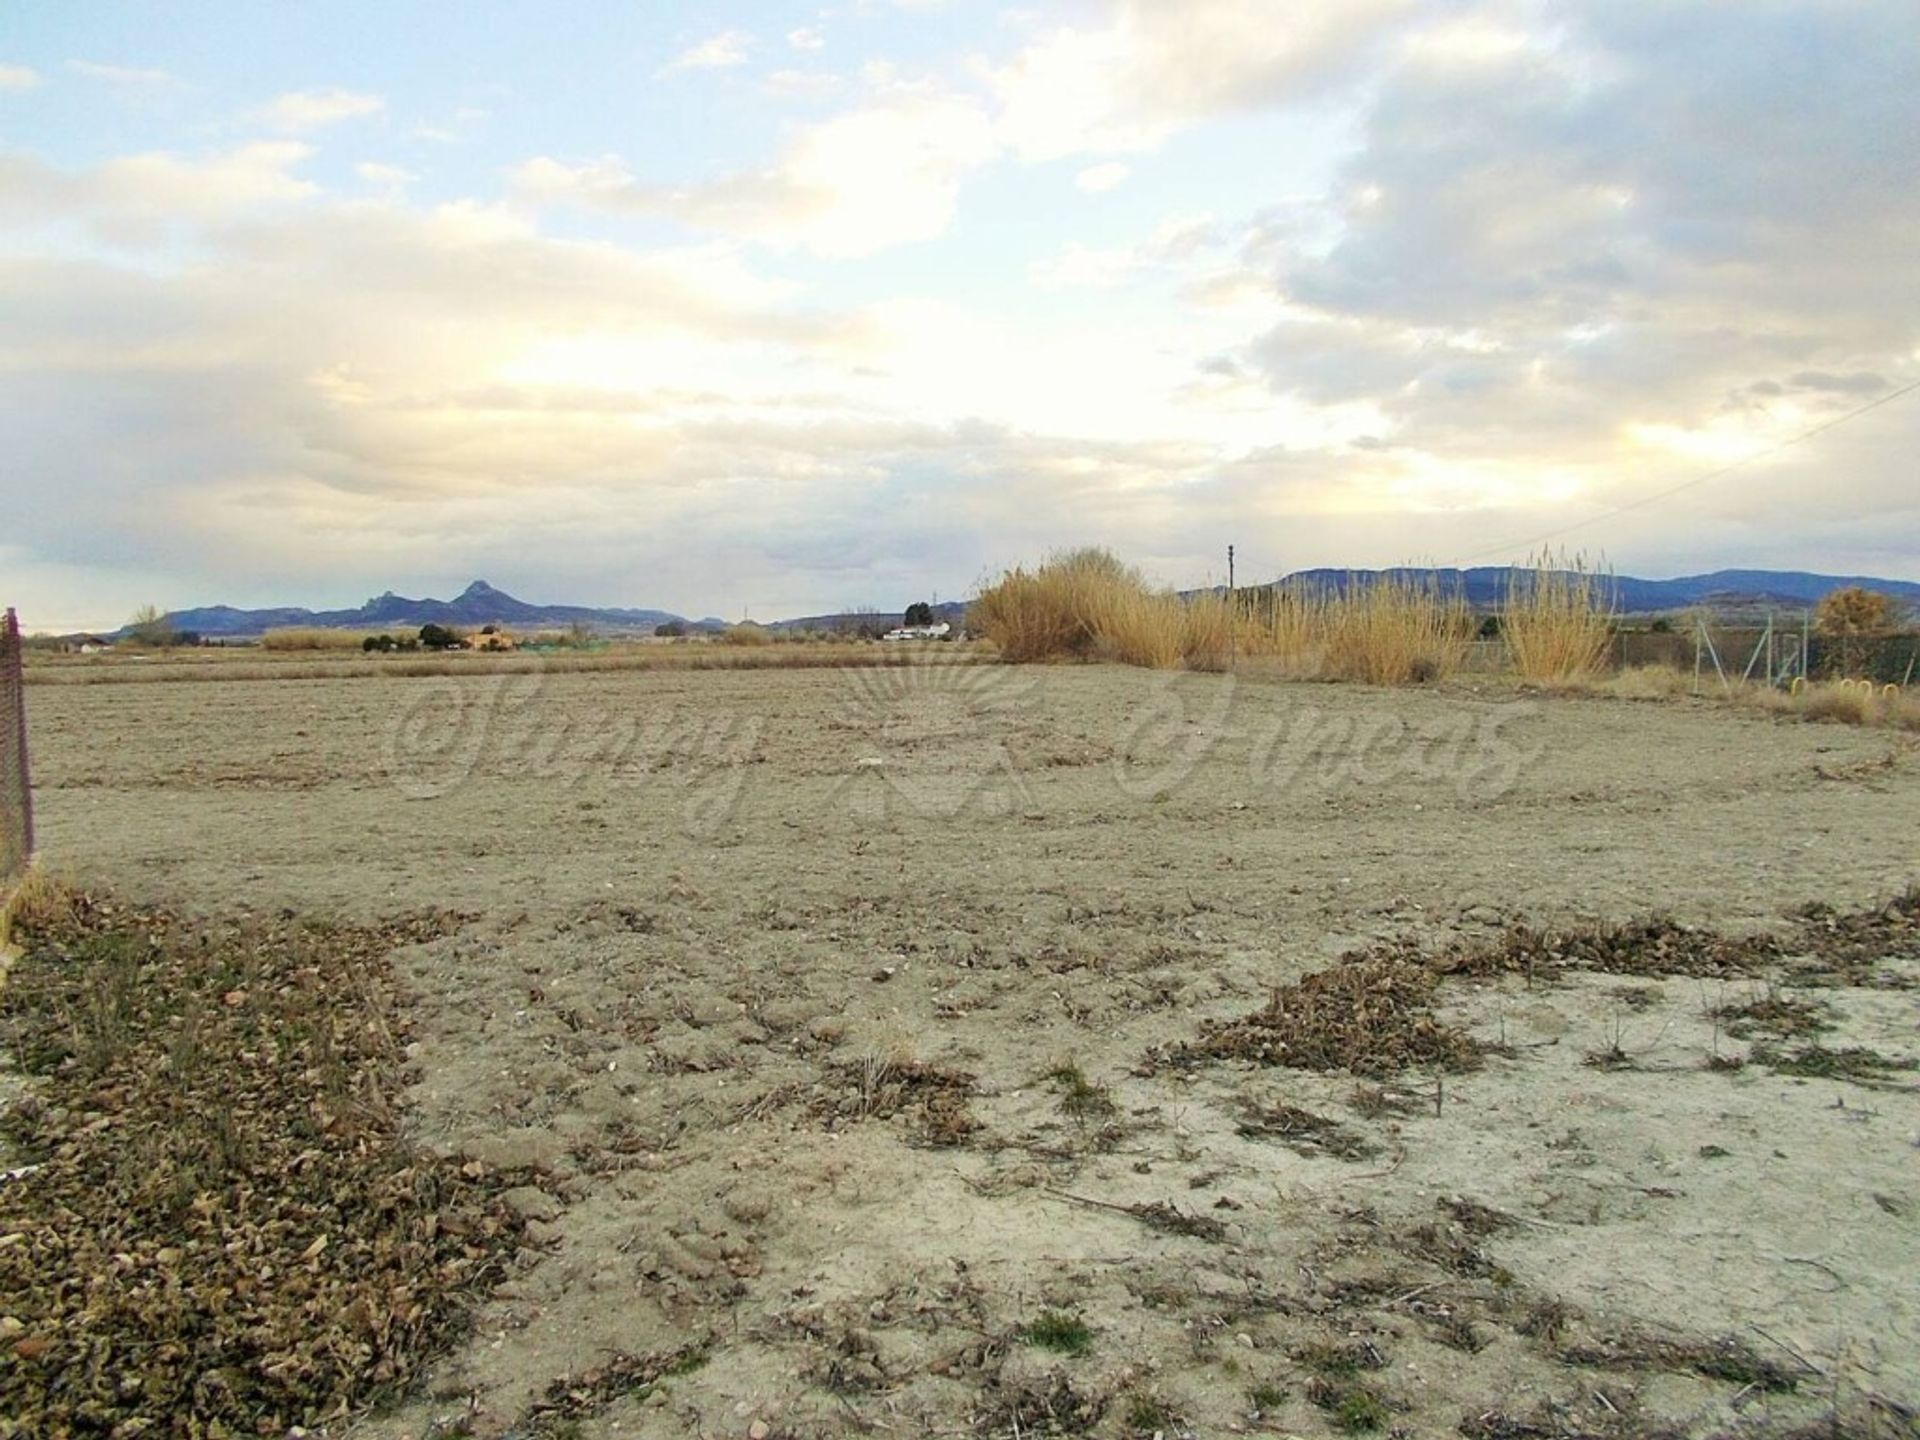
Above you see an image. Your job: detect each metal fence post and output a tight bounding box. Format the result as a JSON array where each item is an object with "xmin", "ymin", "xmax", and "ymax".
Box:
[{"xmin": 0, "ymin": 608, "xmax": 32, "ymax": 886}]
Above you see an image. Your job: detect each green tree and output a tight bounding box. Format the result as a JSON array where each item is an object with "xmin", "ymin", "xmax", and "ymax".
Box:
[
  {"xmin": 904, "ymin": 601, "xmax": 935, "ymax": 627},
  {"xmin": 418, "ymin": 623, "xmax": 464, "ymax": 651}
]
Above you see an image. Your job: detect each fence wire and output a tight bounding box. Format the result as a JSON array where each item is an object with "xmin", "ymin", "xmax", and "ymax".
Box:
[{"xmin": 0, "ymin": 608, "xmax": 32, "ymax": 887}]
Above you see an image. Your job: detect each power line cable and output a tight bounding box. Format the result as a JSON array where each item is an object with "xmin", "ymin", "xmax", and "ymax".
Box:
[{"xmin": 1449, "ymin": 374, "xmax": 1920, "ymax": 567}]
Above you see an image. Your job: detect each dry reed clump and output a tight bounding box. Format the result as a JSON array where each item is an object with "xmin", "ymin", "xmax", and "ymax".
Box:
[
  {"xmin": 721, "ymin": 622, "xmax": 772, "ymax": 647},
  {"xmin": 1502, "ymin": 550, "xmax": 1615, "ymax": 683},
  {"xmin": 260, "ymin": 627, "xmax": 381, "ymax": 651},
  {"xmin": 968, "ymin": 548, "xmax": 1148, "ymax": 662},
  {"xmin": 1230, "ymin": 575, "xmax": 1471, "ymax": 683},
  {"xmin": 1, "ymin": 867, "xmax": 79, "ymax": 952},
  {"xmin": 1320, "ymin": 576, "xmax": 1469, "ymax": 685},
  {"xmin": 972, "ymin": 550, "xmax": 1470, "ymax": 682}
]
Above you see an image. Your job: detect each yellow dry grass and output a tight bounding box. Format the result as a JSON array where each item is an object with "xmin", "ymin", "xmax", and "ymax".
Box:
[
  {"xmin": 1580, "ymin": 668, "xmax": 1920, "ymax": 734},
  {"xmin": 261, "ymin": 627, "xmax": 388, "ymax": 651},
  {"xmin": 1502, "ymin": 551, "xmax": 1615, "ymax": 683},
  {"xmin": 0, "ymin": 865, "xmax": 77, "ymax": 955},
  {"xmin": 721, "ymin": 623, "xmax": 772, "ymax": 647},
  {"xmin": 971, "ymin": 550, "xmax": 1471, "ymax": 682}
]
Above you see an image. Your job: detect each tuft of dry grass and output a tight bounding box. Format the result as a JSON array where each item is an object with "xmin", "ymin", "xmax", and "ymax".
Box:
[
  {"xmin": 969, "ymin": 548, "xmax": 1146, "ymax": 663},
  {"xmin": 1321, "ymin": 575, "xmax": 1470, "ymax": 685},
  {"xmin": 1596, "ymin": 663, "xmax": 1694, "ymax": 700},
  {"xmin": 1742, "ymin": 679, "xmax": 1918, "ymax": 732},
  {"xmin": 1793, "ymin": 682, "xmax": 1879, "ymax": 726},
  {"xmin": 1502, "ymin": 550, "xmax": 1615, "ymax": 683},
  {"xmin": 260, "ymin": 627, "xmax": 384, "ymax": 651},
  {"xmin": 1229, "ymin": 576, "xmax": 1471, "ymax": 682},
  {"xmin": 721, "ymin": 622, "xmax": 771, "ymax": 647},
  {"xmin": 1, "ymin": 866, "xmax": 77, "ymax": 953},
  {"xmin": 972, "ymin": 551, "xmax": 1470, "ymax": 682}
]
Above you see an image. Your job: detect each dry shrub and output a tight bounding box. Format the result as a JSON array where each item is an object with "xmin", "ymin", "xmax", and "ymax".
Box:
[
  {"xmin": 260, "ymin": 627, "xmax": 377, "ymax": 651},
  {"xmin": 1755, "ymin": 680, "xmax": 1920, "ymax": 732},
  {"xmin": 969, "ymin": 548, "xmax": 1150, "ymax": 663},
  {"xmin": 1085, "ymin": 584, "xmax": 1186, "ymax": 669},
  {"xmin": 1232, "ymin": 576, "xmax": 1468, "ymax": 684},
  {"xmin": 1324, "ymin": 574, "xmax": 1469, "ymax": 685},
  {"xmin": 1502, "ymin": 550, "xmax": 1615, "ymax": 682},
  {"xmin": 1798, "ymin": 682, "xmax": 1874, "ymax": 725},
  {"xmin": 1601, "ymin": 664, "xmax": 1694, "ymax": 700},
  {"xmin": 973, "ymin": 551, "xmax": 1469, "ymax": 682},
  {"xmin": 1, "ymin": 867, "xmax": 78, "ymax": 951},
  {"xmin": 720, "ymin": 622, "xmax": 771, "ymax": 646}
]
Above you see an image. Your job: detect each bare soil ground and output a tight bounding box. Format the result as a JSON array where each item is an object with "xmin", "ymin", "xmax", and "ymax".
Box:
[{"xmin": 15, "ymin": 663, "xmax": 1920, "ymax": 1438}]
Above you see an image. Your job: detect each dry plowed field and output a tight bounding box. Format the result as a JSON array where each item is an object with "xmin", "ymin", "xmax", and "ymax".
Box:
[{"xmin": 13, "ymin": 663, "xmax": 1920, "ymax": 1439}]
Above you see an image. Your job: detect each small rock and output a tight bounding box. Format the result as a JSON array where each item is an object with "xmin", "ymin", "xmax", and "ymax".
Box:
[
  {"xmin": 501, "ymin": 1186, "xmax": 563, "ymax": 1223},
  {"xmin": 749, "ymin": 1422, "xmax": 771, "ymax": 1440}
]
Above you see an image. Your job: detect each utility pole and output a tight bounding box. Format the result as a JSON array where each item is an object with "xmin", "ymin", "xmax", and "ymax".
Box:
[{"xmin": 1226, "ymin": 544, "xmax": 1237, "ymax": 665}]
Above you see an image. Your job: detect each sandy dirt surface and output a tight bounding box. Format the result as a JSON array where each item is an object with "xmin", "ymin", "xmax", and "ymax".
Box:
[{"xmin": 21, "ymin": 662, "xmax": 1920, "ymax": 1438}]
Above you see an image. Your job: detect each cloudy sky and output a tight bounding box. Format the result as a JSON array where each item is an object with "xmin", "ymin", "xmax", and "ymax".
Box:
[{"xmin": 2, "ymin": 1, "xmax": 1917, "ymax": 630}]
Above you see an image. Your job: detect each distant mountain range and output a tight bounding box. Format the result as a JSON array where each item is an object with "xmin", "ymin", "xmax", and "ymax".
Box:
[
  {"xmin": 113, "ymin": 568, "xmax": 1920, "ymax": 640},
  {"xmin": 1276, "ymin": 567, "xmax": 1920, "ymax": 614},
  {"xmin": 127, "ymin": 580, "xmax": 727, "ymax": 639}
]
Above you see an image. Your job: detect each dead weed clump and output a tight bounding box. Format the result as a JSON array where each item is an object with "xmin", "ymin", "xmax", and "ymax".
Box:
[
  {"xmin": 1458, "ymin": 918, "xmax": 1779, "ymax": 983},
  {"xmin": 815, "ymin": 1054, "xmax": 981, "ymax": 1146},
  {"xmin": 1234, "ymin": 1099, "xmax": 1382, "ymax": 1161},
  {"xmin": 978, "ymin": 1364, "xmax": 1108, "ymax": 1435},
  {"xmin": 1749, "ymin": 1043, "xmax": 1916, "ymax": 1086},
  {"xmin": 1162, "ymin": 957, "xmax": 1481, "ymax": 1077},
  {"xmin": 512, "ymin": 1340, "xmax": 713, "ymax": 1433},
  {"xmin": 0, "ymin": 893, "xmax": 525, "ymax": 1437},
  {"xmin": 1792, "ymin": 886, "xmax": 1920, "ymax": 987},
  {"xmin": 1557, "ymin": 1330, "xmax": 1803, "ymax": 1393},
  {"xmin": 1709, "ymin": 989, "xmax": 1833, "ymax": 1040}
]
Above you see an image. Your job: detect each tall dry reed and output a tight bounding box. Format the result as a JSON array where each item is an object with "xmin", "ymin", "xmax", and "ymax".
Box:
[
  {"xmin": 1502, "ymin": 551, "xmax": 1615, "ymax": 682},
  {"xmin": 972, "ymin": 552, "xmax": 1470, "ymax": 681},
  {"xmin": 261, "ymin": 627, "xmax": 384, "ymax": 651}
]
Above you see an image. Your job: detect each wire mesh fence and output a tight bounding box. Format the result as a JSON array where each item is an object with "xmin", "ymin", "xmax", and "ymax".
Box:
[{"xmin": 0, "ymin": 607, "xmax": 32, "ymax": 890}]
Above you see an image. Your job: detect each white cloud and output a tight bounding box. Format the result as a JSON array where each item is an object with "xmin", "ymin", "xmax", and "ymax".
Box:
[
  {"xmin": 261, "ymin": 87, "xmax": 385, "ymax": 132},
  {"xmin": 355, "ymin": 162, "xmax": 417, "ymax": 191},
  {"xmin": 517, "ymin": 86, "xmax": 997, "ymax": 258},
  {"xmin": 0, "ymin": 142, "xmax": 317, "ymax": 226},
  {"xmin": 67, "ymin": 59, "xmax": 182, "ymax": 88},
  {"xmin": 1031, "ymin": 211, "xmax": 1221, "ymax": 289},
  {"xmin": 787, "ymin": 27, "xmax": 825, "ymax": 52},
  {"xmin": 1075, "ymin": 161, "xmax": 1129, "ymax": 192},
  {"xmin": 991, "ymin": 0, "xmax": 1407, "ymax": 160},
  {"xmin": 1029, "ymin": 242, "xmax": 1141, "ymax": 290},
  {"xmin": 0, "ymin": 64, "xmax": 41, "ymax": 91},
  {"xmin": 663, "ymin": 30, "xmax": 753, "ymax": 73},
  {"xmin": 762, "ymin": 69, "xmax": 842, "ymax": 102},
  {"xmin": 416, "ymin": 106, "xmax": 489, "ymax": 145}
]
